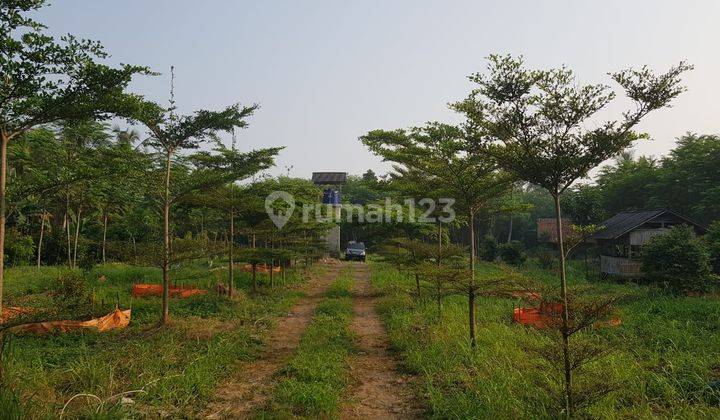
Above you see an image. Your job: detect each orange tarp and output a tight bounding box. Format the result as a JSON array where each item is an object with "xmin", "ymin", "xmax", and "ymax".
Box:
[
  {"xmin": 241, "ymin": 264, "xmax": 280, "ymax": 274},
  {"xmin": 513, "ymin": 302, "xmax": 563, "ymax": 328},
  {"xmin": 513, "ymin": 302, "xmax": 621, "ymax": 329},
  {"xmin": 0, "ymin": 306, "xmax": 35, "ymax": 323},
  {"xmin": 6, "ymin": 308, "xmax": 131, "ymax": 335},
  {"xmin": 132, "ymin": 284, "xmax": 207, "ymax": 298}
]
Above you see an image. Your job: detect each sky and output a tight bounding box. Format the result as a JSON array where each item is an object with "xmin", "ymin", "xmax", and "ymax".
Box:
[{"xmin": 35, "ymin": 0, "xmax": 720, "ymax": 180}]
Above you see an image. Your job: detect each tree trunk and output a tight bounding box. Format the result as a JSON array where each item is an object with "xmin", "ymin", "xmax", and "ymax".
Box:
[
  {"xmin": 553, "ymin": 193, "xmax": 573, "ymax": 417},
  {"xmin": 65, "ymin": 198, "xmax": 72, "ymax": 268},
  {"xmin": 507, "ymin": 213, "xmax": 514, "ymax": 242},
  {"xmin": 102, "ymin": 210, "xmax": 108, "ymax": 263},
  {"xmin": 468, "ymin": 208, "xmax": 477, "ymax": 348},
  {"xmin": 415, "ymin": 273, "xmax": 421, "ymax": 296},
  {"xmin": 437, "ymin": 221, "xmax": 442, "ymax": 266},
  {"xmin": 228, "ymin": 207, "xmax": 234, "ymax": 298},
  {"xmin": 468, "ymin": 291, "xmax": 476, "ymax": 348},
  {"xmin": 161, "ymin": 149, "xmax": 173, "ymax": 325},
  {"xmin": 37, "ymin": 213, "xmax": 46, "ymax": 268},
  {"xmin": 252, "ymin": 263, "xmax": 257, "ymax": 293},
  {"xmin": 72, "ymin": 206, "xmax": 82, "ymax": 268},
  {"xmin": 269, "ymin": 260, "xmax": 274, "ymax": 287},
  {"xmin": 0, "ymin": 132, "xmax": 7, "ymax": 315},
  {"xmin": 131, "ymin": 234, "xmax": 137, "ymax": 265}
]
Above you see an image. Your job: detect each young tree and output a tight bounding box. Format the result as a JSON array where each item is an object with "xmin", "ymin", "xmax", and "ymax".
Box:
[
  {"xmin": 453, "ymin": 55, "xmax": 691, "ymax": 416},
  {"xmin": 182, "ymin": 146, "xmax": 281, "ymax": 296},
  {"xmin": 136, "ymin": 99, "xmax": 261, "ymax": 324},
  {"xmin": 361, "ymin": 122, "xmax": 513, "ymax": 346},
  {"xmin": 0, "ymin": 0, "xmax": 149, "ymax": 313}
]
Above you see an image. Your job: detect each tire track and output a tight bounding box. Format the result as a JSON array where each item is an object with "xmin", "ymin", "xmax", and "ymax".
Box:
[
  {"xmin": 340, "ymin": 262, "xmax": 424, "ymax": 419},
  {"xmin": 204, "ymin": 262, "xmax": 343, "ymax": 419}
]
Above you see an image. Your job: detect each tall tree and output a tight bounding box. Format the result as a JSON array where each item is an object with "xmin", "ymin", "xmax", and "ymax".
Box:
[
  {"xmin": 453, "ymin": 54, "xmax": 690, "ymax": 416},
  {"xmin": 0, "ymin": 0, "xmax": 148, "ymax": 313},
  {"xmin": 361, "ymin": 122, "xmax": 513, "ymax": 346},
  {"xmin": 132, "ymin": 93, "xmax": 258, "ymax": 324}
]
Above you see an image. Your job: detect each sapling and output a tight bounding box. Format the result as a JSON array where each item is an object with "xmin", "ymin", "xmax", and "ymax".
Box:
[{"xmin": 454, "ymin": 54, "xmax": 691, "ymax": 416}]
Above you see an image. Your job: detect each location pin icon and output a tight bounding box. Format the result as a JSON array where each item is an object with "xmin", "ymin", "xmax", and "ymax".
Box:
[{"xmin": 265, "ymin": 191, "xmax": 295, "ymax": 230}]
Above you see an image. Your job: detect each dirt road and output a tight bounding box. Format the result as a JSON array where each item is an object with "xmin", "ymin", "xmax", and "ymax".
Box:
[
  {"xmin": 340, "ymin": 262, "xmax": 424, "ymax": 419},
  {"xmin": 204, "ymin": 263, "xmax": 341, "ymax": 418}
]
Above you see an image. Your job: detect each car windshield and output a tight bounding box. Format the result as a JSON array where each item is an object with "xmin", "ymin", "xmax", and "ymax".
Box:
[{"xmin": 347, "ymin": 242, "xmax": 365, "ymax": 250}]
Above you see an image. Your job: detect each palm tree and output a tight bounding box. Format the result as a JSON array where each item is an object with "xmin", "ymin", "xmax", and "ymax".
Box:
[{"xmin": 112, "ymin": 126, "xmax": 141, "ymax": 146}]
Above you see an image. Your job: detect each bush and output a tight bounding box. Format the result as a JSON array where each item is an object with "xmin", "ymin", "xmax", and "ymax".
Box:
[
  {"xmin": 706, "ymin": 221, "xmax": 720, "ymax": 274},
  {"xmin": 5, "ymin": 229, "xmax": 34, "ymax": 266},
  {"xmin": 479, "ymin": 235, "xmax": 498, "ymax": 262},
  {"xmin": 642, "ymin": 225, "xmax": 711, "ymax": 292},
  {"xmin": 51, "ymin": 271, "xmax": 93, "ymax": 317},
  {"xmin": 498, "ymin": 241, "xmax": 526, "ymax": 266}
]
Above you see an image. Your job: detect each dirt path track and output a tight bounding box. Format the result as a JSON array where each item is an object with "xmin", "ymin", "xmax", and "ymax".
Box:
[
  {"xmin": 204, "ymin": 263, "xmax": 342, "ymax": 419},
  {"xmin": 340, "ymin": 262, "xmax": 424, "ymax": 419}
]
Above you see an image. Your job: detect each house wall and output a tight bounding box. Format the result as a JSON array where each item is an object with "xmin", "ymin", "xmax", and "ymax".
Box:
[
  {"xmin": 601, "ymin": 255, "xmax": 643, "ymax": 277},
  {"xmin": 628, "ymin": 228, "xmax": 669, "ymax": 246}
]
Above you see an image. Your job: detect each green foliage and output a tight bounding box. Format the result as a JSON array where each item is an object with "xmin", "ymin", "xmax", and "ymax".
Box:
[
  {"xmin": 4, "ymin": 229, "xmax": 34, "ymax": 266},
  {"xmin": 0, "ymin": 386, "xmax": 24, "ymax": 420},
  {"xmin": 595, "ymin": 153, "xmax": 660, "ymax": 216},
  {"xmin": 498, "ymin": 241, "xmax": 526, "ymax": 266},
  {"xmin": 361, "ymin": 123, "xmax": 513, "ymax": 221},
  {"xmin": 642, "ymin": 225, "xmax": 712, "ymax": 292},
  {"xmin": 453, "ymin": 55, "xmax": 691, "ymax": 196},
  {"xmin": 706, "ymin": 221, "xmax": 720, "ymax": 274},
  {"xmin": 479, "ymin": 234, "xmax": 498, "ymax": 262},
  {"xmin": 560, "ymin": 184, "xmax": 607, "ymax": 225}
]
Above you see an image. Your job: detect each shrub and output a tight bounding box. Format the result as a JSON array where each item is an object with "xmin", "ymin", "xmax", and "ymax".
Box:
[
  {"xmin": 642, "ymin": 225, "xmax": 711, "ymax": 292},
  {"xmin": 479, "ymin": 235, "xmax": 498, "ymax": 262},
  {"xmin": 5, "ymin": 229, "xmax": 34, "ymax": 266},
  {"xmin": 706, "ymin": 221, "xmax": 720, "ymax": 274},
  {"xmin": 498, "ymin": 241, "xmax": 526, "ymax": 266},
  {"xmin": 51, "ymin": 271, "xmax": 93, "ymax": 317}
]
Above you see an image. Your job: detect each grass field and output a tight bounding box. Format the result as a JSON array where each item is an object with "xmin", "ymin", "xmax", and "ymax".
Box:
[
  {"xmin": 370, "ymin": 260, "xmax": 720, "ymax": 419},
  {"xmin": 0, "ymin": 262, "xmax": 311, "ymax": 418}
]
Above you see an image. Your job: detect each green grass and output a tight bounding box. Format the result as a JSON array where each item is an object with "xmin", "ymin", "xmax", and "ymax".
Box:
[
  {"xmin": 370, "ymin": 260, "xmax": 720, "ymax": 419},
  {"xmin": 257, "ymin": 268, "xmax": 356, "ymax": 418},
  {"xmin": 0, "ymin": 261, "xmax": 311, "ymax": 419}
]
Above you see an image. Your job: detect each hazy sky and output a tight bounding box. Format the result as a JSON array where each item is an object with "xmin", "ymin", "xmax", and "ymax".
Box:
[{"xmin": 36, "ymin": 0, "xmax": 720, "ymax": 179}]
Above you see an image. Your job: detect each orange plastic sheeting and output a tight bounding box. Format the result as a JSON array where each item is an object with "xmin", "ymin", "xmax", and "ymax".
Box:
[
  {"xmin": 514, "ymin": 302, "xmax": 564, "ymax": 328},
  {"xmin": 513, "ymin": 303, "xmax": 621, "ymax": 329},
  {"xmin": 241, "ymin": 264, "xmax": 280, "ymax": 274},
  {"xmin": 0, "ymin": 306, "xmax": 35, "ymax": 323},
  {"xmin": 132, "ymin": 284, "xmax": 207, "ymax": 298},
  {"xmin": 6, "ymin": 308, "xmax": 131, "ymax": 335}
]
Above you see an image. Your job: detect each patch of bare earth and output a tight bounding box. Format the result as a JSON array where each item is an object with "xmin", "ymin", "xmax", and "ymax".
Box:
[
  {"xmin": 203, "ymin": 263, "xmax": 342, "ymax": 419},
  {"xmin": 340, "ymin": 262, "xmax": 424, "ymax": 419}
]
